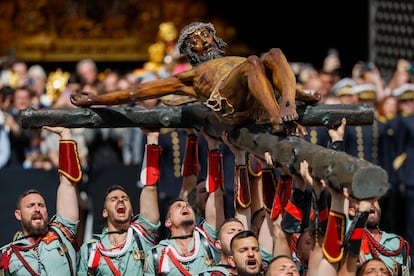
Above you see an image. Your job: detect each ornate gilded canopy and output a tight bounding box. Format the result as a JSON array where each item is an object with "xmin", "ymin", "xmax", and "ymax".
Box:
[{"xmin": 0, "ymin": 0, "xmax": 247, "ymax": 62}]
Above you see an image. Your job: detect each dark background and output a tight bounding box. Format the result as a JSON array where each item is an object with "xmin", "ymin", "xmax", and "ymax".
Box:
[
  {"xmin": 37, "ymin": 1, "xmax": 369, "ymax": 79},
  {"xmin": 204, "ymin": 0, "xmax": 369, "ymax": 77}
]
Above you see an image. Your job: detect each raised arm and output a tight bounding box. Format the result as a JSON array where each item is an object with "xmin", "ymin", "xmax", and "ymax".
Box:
[
  {"xmin": 43, "ymin": 126, "xmax": 81, "ymax": 222},
  {"xmin": 296, "ymin": 160, "xmax": 327, "ymax": 276},
  {"xmin": 221, "ymin": 131, "xmax": 250, "ymax": 229},
  {"xmin": 337, "ymin": 198, "xmax": 373, "ymax": 276},
  {"xmin": 202, "ymin": 128, "xmax": 225, "ymax": 230},
  {"xmin": 327, "ymin": 117, "xmax": 346, "ymax": 151},
  {"xmin": 318, "ymin": 185, "xmax": 350, "ymax": 276},
  {"xmin": 139, "ymin": 129, "xmax": 161, "ymax": 225},
  {"xmin": 179, "ymin": 128, "xmax": 199, "ymax": 201}
]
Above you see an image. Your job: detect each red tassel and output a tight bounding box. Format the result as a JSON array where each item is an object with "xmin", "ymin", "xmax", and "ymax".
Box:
[{"xmin": 1, "ymin": 251, "xmax": 11, "ymax": 270}]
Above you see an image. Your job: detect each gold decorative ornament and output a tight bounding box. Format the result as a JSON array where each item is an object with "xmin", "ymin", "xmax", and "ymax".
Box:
[{"xmin": 45, "ymin": 68, "xmax": 70, "ymax": 103}]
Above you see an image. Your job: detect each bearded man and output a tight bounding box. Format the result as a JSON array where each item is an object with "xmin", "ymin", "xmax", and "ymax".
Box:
[{"xmin": 0, "ymin": 126, "xmax": 82, "ymax": 275}]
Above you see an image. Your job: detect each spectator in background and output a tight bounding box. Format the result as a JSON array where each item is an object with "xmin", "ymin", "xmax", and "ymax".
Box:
[
  {"xmin": 392, "ymin": 83, "xmax": 414, "ymax": 265},
  {"xmin": 121, "ymin": 70, "xmax": 151, "ymax": 167},
  {"xmin": 52, "ymin": 73, "xmax": 82, "ymax": 109},
  {"xmin": 10, "ymin": 61, "xmax": 28, "ymax": 88},
  {"xmin": 0, "ymin": 86, "xmax": 14, "ymax": 112},
  {"xmin": 332, "ymin": 77, "xmax": 359, "ymax": 105},
  {"xmin": 374, "ymin": 95, "xmax": 402, "ymax": 235},
  {"xmin": 347, "ymin": 83, "xmax": 380, "ymax": 164},
  {"xmin": 354, "ymin": 61, "xmax": 385, "ymax": 100},
  {"xmin": 102, "ymin": 70, "xmax": 121, "ymax": 93},
  {"xmin": 76, "ymin": 58, "xmax": 103, "ymax": 95},
  {"xmin": 323, "ymin": 48, "xmax": 342, "ymax": 74},
  {"xmin": 0, "ymin": 86, "xmax": 13, "ymax": 169},
  {"xmin": 5, "ymin": 86, "xmax": 38, "ymax": 167},
  {"xmin": 80, "ymin": 64, "xmax": 125, "ymax": 173},
  {"xmin": 82, "ymin": 69, "xmax": 127, "ymax": 172},
  {"xmin": 318, "ymin": 52, "xmax": 341, "ymax": 103},
  {"xmin": 384, "ymin": 59, "xmax": 412, "ymax": 97},
  {"xmin": 0, "ymin": 109, "xmax": 10, "ymax": 170},
  {"xmin": 40, "ymin": 73, "xmax": 89, "ymax": 170},
  {"xmin": 27, "ymin": 64, "xmax": 51, "ymax": 109}
]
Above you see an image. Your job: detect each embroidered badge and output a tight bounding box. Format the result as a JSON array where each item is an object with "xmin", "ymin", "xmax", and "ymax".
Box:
[
  {"xmin": 133, "ymin": 250, "xmax": 145, "ymax": 260},
  {"xmin": 42, "ymin": 231, "xmax": 59, "ymax": 244},
  {"xmin": 204, "ymin": 255, "xmax": 216, "ymax": 266}
]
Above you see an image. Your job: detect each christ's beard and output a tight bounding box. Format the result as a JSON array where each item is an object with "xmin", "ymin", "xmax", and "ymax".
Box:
[
  {"xmin": 198, "ymin": 51, "xmax": 222, "ymax": 63},
  {"xmin": 192, "ymin": 48, "xmax": 223, "ymax": 66}
]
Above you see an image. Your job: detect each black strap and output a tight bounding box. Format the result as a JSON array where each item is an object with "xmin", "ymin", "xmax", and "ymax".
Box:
[
  {"xmin": 151, "ymin": 232, "xmax": 215, "ymax": 275},
  {"xmin": 151, "ymin": 247, "xmax": 160, "ymax": 275},
  {"xmin": 132, "ymin": 228, "xmax": 145, "ymax": 267},
  {"xmin": 401, "ymin": 239, "xmax": 409, "ymax": 266},
  {"xmin": 49, "ymin": 228, "xmax": 75, "ymax": 276},
  {"xmin": 199, "ymin": 233, "xmax": 215, "ymax": 265},
  {"xmin": 328, "ymin": 140, "xmax": 345, "ymax": 152},
  {"xmin": 50, "ymin": 222, "xmax": 79, "ymax": 251},
  {"xmin": 87, "ymin": 242, "xmax": 94, "ymax": 256},
  {"xmin": 87, "ymin": 242, "xmax": 95, "ymax": 275}
]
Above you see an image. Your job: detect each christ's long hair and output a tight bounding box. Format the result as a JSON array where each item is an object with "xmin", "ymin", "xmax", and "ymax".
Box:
[{"xmin": 177, "ymin": 22, "xmax": 227, "ymax": 66}]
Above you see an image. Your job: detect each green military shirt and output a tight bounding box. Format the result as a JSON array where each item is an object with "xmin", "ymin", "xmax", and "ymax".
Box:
[
  {"xmin": 77, "ymin": 214, "xmax": 160, "ymax": 276},
  {"xmin": 144, "ymin": 222, "xmax": 219, "ymax": 275},
  {"xmin": 1, "ymin": 214, "xmax": 78, "ymax": 276}
]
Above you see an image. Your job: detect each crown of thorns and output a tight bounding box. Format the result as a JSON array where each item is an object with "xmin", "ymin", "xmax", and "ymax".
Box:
[{"xmin": 177, "ymin": 22, "xmax": 216, "ymax": 52}]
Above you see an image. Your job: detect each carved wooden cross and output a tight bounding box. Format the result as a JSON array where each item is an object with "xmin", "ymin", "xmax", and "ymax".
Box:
[{"xmin": 19, "ymin": 103, "xmax": 388, "ymax": 200}]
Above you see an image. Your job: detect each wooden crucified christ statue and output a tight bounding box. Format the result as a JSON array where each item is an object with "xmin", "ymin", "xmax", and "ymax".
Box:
[{"xmin": 70, "ymin": 21, "xmax": 321, "ymax": 135}]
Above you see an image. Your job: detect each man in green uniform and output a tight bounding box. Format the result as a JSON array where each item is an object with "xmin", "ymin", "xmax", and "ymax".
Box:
[
  {"xmin": 144, "ymin": 129, "xmax": 225, "ymax": 275},
  {"xmin": 0, "ymin": 126, "xmax": 82, "ymax": 275},
  {"xmin": 77, "ymin": 129, "xmax": 161, "ymax": 275}
]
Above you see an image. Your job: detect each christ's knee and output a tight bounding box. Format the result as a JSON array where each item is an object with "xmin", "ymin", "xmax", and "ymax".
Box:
[{"xmin": 262, "ymin": 48, "xmax": 283, "ymax": 68}]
